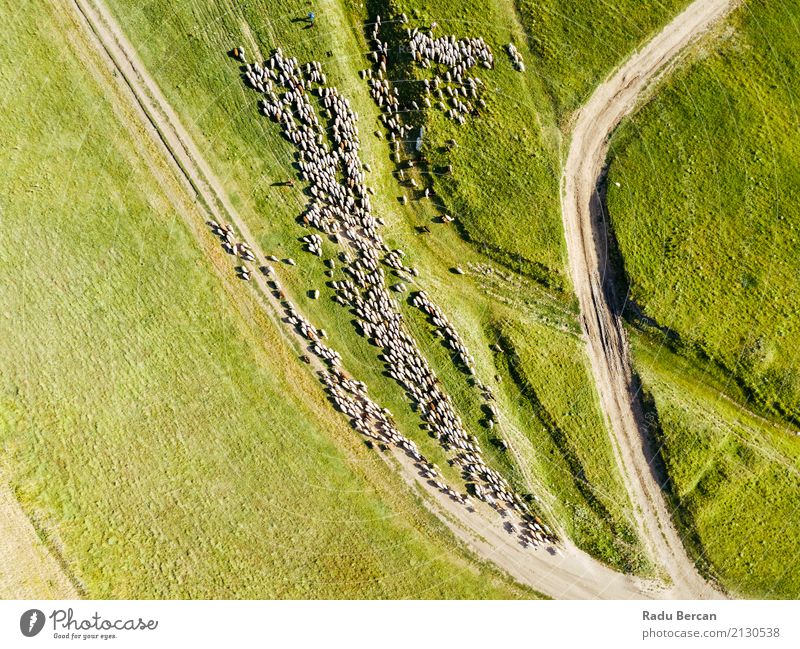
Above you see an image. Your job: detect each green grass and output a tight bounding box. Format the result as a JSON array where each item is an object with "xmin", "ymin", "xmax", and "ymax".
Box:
[
  {"xmin": 350, "ymin": 0, "xmax": 691, "ymax": 291},
  {"xmin": 632, "ymin": 335, "xmax": 800, "ymax": 598},
  {"xmin": 0, "ymin": 0, "xmax": 541, "ymax": 599},
  {"xmin": 359, "ymin": 0, "xmax": 566, "ymax": 290},
  {"xmin": 396, "ymin": 267, "xmax": 647, "ymax": 573},
  {"xmin": 515, "ymin": 0, "xmax": 690, "ymax": 120},
  {"xmin": 607, "ymin": 1, "xmax": 800, "ymax": 425},
  {"xmin": 606, "ymin": 0, "xmax": 800, "ymax": 597},
  {"xmin": 6, "ymin": 0, "xmax": 749, "ymax": 597}
]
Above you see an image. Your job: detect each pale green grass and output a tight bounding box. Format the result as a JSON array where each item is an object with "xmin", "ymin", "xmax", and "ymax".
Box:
[{"xmin": 633, "ymin": 335, "xmax": 800, "ymax": 598}]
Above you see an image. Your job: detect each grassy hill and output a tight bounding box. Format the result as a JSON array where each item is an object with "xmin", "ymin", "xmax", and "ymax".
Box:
[
  {"xmin": 632, "ymin": 335, "xmax": 800, "ymax": 598},
  {"xmin": 6, "ymin": 0, "xmax": 792, "ymax": 600},
  {"xmin": 607, "ymin": 0, "xmax": 800, "ymax": 426},
  {"xmin": 515, "ymin": 0, "xmax": 689, "ymax": 120}
]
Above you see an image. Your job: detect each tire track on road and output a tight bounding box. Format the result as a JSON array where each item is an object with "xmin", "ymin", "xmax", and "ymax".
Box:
[{"xmin": 560, "ymin": 0, "xmax": 738, "ymax": 598}]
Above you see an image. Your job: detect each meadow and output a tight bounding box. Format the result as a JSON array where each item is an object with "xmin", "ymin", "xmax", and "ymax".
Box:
[
  {"xmin": 632, "ymin": 335, "xmax": 800, "ymax": 598},
  {"xmin": 358, "ymin": 0, "xmax": 690, "ymax": 290},
  {"xmin": 606, "ymin": 0, "xmax": 800, "ymax": 596},
  {"xmin": 607, "ymin": 0, "xmax": 800, "ymax": 426},
  {"xmin": 4, "ymin": 0, "xmax": 792, "ymax": 600},
  {"xmin": 496, "ymin": 319, "xmax": 648, "ymax": 573},
  {"xmin": 0, "ymin": 0, "xmax": 539, "ymax": 598},
  {"xmin": 514, "ymin": 0, "xmax": 689, "ymax": 120}
]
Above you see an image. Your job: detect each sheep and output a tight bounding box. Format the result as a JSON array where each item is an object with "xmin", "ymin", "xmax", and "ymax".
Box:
[{"xmin": 232, "ymin": 45, "xmax": 559, "ymax": 549}]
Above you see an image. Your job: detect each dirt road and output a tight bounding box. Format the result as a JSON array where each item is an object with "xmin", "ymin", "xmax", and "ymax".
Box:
[
  {"xmin": 560, "ymin": 0, "xmax": 737, "ymax": 598},
  {"xmin": 69, "ymin": 0, "xmax": 734, "ymax": 599}
]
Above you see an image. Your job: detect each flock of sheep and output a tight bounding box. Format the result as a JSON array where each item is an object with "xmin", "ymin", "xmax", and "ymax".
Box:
[
  {"xmin": 225, "ymin": 20, "xmax": 555, "ymax": 549},
  {"xmin": 506, "ymin": 43, "xmax": 525, "ymax": 72},
  {"xmin": 208, "ymin": 220, "xmax": 254, "ymax": 280},
  {"xmin": 364, "ymin": 16, "xmax": 497, "ymax": 130},
  {"xmin": 410, "ymin": 290, "xmax": 475, "ymax": 375}
]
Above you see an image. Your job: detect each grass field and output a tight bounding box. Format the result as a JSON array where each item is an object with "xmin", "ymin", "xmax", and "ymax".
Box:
[
  {"xmin": 359, "ymin": 0, "xmax": 567, "ymax": 290},
  {"xmin": 352, "ymin": 0, "xmax": 691, "ymax": 291},
  {"xmin": 0, "ymin": 477, "xmax": 78, "ymax": 598},
  {"xmin": 7, "ymin": 0, "xmax": 787, "ymax": 599},
  {"xmin": 514, "ymin": 0, "xmax": 689, "ymax": 120},
  {"xmin": 97, "ymin": 0, "xmax": 653, "ymax": 571},
  {"xmin": 0, "ymin": 0, "xmax": 540, "ymax": 598},
  {"xmin": 632, "ymin": 335, "xmax": 800, "ymax": 598},
  {"xmin": 496, "ymin": 320, "xmax": 648, "ymax": 573},
  {"xmin": 607, "ymin": 0, "xmax": 800, "ymax": 426}
]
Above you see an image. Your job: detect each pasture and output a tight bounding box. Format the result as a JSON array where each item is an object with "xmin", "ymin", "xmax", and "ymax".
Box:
[
  {"xmin": 514, "ymin": 0, "xmax": 689, "ymax": 120},
  {"xmin": 607, "ymin": 0, "xmax": 800, "ymax": 596},
  {"xmin": 496, "ymin": 320, "xmax": 649, "ymax": 573},
  {"xmin": 607, "ymin": 0, "xmax": 800, "ymax": 425},
  {"xmin": 4, "ymin": 0, "xmax": 788, "ymax": 599}
]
